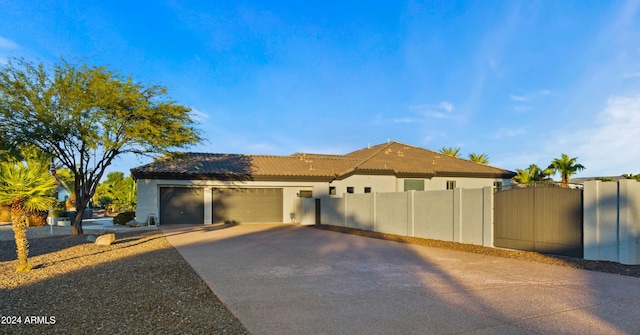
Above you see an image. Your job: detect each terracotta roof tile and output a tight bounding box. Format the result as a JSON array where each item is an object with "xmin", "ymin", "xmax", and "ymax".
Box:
[{"xmin": 131, "ymin": 142, "xmax": 515, "ymax": 180}]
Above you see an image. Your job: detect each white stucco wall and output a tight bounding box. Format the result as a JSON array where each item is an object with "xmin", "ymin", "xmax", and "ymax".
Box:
[
  {"xmin": 425, "ymin": 177, "xmax": 510, "ymax": 190},
  {"xmin": 136, "ymin": 178, "xmax": 327, "ymax": 225},
  {"xmin": 137, "ymin": 174, "xmax": 511, "ymax": 225},
  {"xmin": 330, "ymin": 175, "xmax": 398, "ymax": 196}
]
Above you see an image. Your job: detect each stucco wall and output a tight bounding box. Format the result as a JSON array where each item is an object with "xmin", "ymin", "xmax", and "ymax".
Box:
[
  {"xmin": 136, "ymin": 178, "xmax": 326, "ymax": 225},
  {"xmin": 330, "ymin": 175, "xmax": 398, "ymax": 195},
  {"xmin": 137, "ymin": 174, "xmax": 508, "ymax": 225}
]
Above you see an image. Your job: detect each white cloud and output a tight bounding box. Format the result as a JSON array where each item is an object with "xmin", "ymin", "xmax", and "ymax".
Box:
[
  {"xmin": 554, "ymin": 94, "xmax": 640, "ymax": 176},
  {"xmin": 538, "ymin": 89, "xmax": 554, "ymax": 96},
  {"xmin": 189, "ymin": 107, "xmax": 210, "ymax": 122},
  {"xmin": 492, "ymin": 127, "xmax": 526, "ymax": 139},
  {"xmin": 0, "ymin": 36, "xmax": 18, "ymax": 49},
  {"xmin": 623, "ymin": 71, "xmax": 640, "ymax": 79},
  {"xmin": 393, "ymin": 117, "xmax": 421, "ymax": 123},
  {"xmin": 509, "ymin": 95, "xmax": 528, "ymax": 102},
  {"xmin": 439, "ymin": 101, "xmax": 454, "ymax": 112},
  {"xmin": 407, "ymin": 101, "xmax": 456, "ymax": 119}
]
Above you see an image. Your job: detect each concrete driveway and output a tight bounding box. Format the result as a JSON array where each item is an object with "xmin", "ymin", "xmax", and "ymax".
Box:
[{"xmin": 160, "ymin": 224, "xmax": 640, "ymax": 335}]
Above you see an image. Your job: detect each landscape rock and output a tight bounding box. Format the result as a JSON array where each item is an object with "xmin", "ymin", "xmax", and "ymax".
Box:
[
  {"xmin": 95, "ymin": 233, "xmax": 116, "ymax": 246},
  {"xmin": 86, "ymin": 235, "xmax": 97, "ymax": 242},
  {"xmin": 126, "ymin": 220, "xmax": 144, "ymax": 227}
]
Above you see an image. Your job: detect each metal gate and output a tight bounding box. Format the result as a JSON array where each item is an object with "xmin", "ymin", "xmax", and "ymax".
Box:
[{"xmin": 494, "ymin": 185, "xmax": 583, "ymax": 257}]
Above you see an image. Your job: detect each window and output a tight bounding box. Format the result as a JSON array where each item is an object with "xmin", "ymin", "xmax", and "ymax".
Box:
[
  {"xmin": 299, "ymin": 190, "xmax": 313, "ymax": 198},
  {"xmin": 404, "ymin": 179, "xmax": 424, "ymax": 191},
  {"xmin": 329, "ymin": 186, "xmax": 336, "ymax": 195},
  {"xmin": 446, "ymin": 181, "xmax": 456, "ymax": 190},
  {"xmin": 346, "ymin": 186, "xmax": 354, "ymax": 194},
  {"xmin": 364, "ymin": 187, "xmax": 372, "ymax": 193},
  {"xmin": 493, "ymin": 181, "xmax": 503, "ymax": 189}
]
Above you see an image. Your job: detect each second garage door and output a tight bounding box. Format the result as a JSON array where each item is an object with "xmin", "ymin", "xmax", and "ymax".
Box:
[{"xmin": 213, "ymin": 188, "xmax": 283, "ymax": 223}]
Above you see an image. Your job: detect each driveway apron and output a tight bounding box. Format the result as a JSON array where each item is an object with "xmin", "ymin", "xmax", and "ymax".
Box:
[{"xmin": 161, "ymin": 224, "xmax": 640, "ymax": 335}]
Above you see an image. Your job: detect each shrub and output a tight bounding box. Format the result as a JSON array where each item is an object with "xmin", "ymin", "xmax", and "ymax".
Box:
[
  {"xmin": 113, "ymin": 211, "xmax": 136, "ymax": 225},
  {"xmin": 26, "ymin": 210, "xmax": 48, "ymax": 227}
]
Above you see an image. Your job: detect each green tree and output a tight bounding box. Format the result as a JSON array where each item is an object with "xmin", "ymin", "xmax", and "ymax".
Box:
[
  {"xmin": 0, "ymin": 151, "xmax": 57, "ymax": 272},
  {"xmin": 548, "ymin": 154, "xmax": 585, "ymax": 187},
  {"xmin": 468, "ymin": 153, "xmax": 489, "ymax": 165},
  {"xmin": 439, "ymin": 147, "xmax": 461, "ymax": 158},
  {"xmin": 513, "ymin": 164, "xmax": 553, "ymax": 184},
  {"xmin": 98, "ymin": 172, "xmax": 136, "ymax": 212},
  {"xmin": 0, "ymin": 58, "xmax": 201, "ymax": 235},
  {"xmin": 621, "ymin": 173, "xmax": 640, "ymax": 180}
]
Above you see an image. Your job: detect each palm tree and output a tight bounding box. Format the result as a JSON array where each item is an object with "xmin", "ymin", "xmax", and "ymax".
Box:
[
  {"xmin": 513, "ymin": 164, "xmax": 553, "ymax": 185},
  {"xmin": 548, "ymin": 154, "xmax": 585, "ymax": 188},
  {"xmin": 468, "ymin": 153, "xmax": 489, "ymax": 165},
  {"xmin": 439, "ymin": 147, "xmax": 461, "ymax": 158},
  {"xmin": 0, "ymin": 154, "xmax": 57, "ymax": 272}
]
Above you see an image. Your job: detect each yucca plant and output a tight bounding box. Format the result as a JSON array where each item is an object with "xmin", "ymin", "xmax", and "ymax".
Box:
[{"xmin": 0, "ymin": 154, "xmax": 57, "ymax": 272}]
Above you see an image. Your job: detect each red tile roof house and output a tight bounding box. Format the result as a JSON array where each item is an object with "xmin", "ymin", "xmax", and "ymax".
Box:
[{"xmin": 131, "ymin": 142, "xmax": 515, "ymax": 225}]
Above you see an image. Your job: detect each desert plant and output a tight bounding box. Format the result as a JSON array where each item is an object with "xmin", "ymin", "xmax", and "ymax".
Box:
[
  {"xmin": 0, "ymin": 154, "xmax": 57, "ymax": 272},
  {"xmin": 548, "ymin": 154, "xmax": 585, "ymax": 188},
  {"xmin": 513, "ymin": 164, "xmax": 553, "ymax": 184},
  {"xmin": 468, "ymin": 153, "xmax": 489, "ymax": 165},
  {"xmin": 439, "ymin": 147, "xmax": 461, "ymax": 158},
  {"xmin": 26, "ymin": 210, "xmax": 48, "ymax": 227},
  {"xmin": 113, "ymin": 211, "xmax": 136, "ymax": 225}
]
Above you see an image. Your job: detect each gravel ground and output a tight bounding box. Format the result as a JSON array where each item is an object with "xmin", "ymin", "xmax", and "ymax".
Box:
[
  {"xmin": 313, "ymin": 224, "xmax": 640, "ymax": 277},
  {"xmin": 0, "ymin": 225, "xmax": 249, "ymax": 335}
]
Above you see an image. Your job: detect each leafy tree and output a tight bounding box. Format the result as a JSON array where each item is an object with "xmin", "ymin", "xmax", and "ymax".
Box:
[
  {"xmin": 468, "ymin": 153, "xmax": 489, "ymax": 165},
  {"xmin": 548, "ymin": 154, "xmax": 585, "ymax": 187},
  {"xmin": 621, "ymin": 173, "xmax": 640, "ymax": 180},
  {"xmin": 513, "ymin": 164, "xmax": 553, "ymax": 184},
  {"xmin": 98, "ymin": 172, "xmax": 136, "ymax": 212},
  {"xmin": 0, "ymin": 151, "xmax": 57, "ymax": 272},
  {"xmin": 97, "ymin": 195, "xmax": 113, "ymax": 209},
  {"xmin": 0, "ymin": 58, "xmax": 201, "ymax": 235},
  {"xmin": 439, "ymin": 147, "xmax": 461, "ymax": 158}
]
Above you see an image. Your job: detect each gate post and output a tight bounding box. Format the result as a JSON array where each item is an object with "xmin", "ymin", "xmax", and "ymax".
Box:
[{"xmin": 482, "ymin": 186, "xmax": 493, "ymax": 247}]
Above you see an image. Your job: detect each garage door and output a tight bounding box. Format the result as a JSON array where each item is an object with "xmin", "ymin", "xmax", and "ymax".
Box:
[
  {"xmin": 213, "ymin": 188, "xmax": 283, "ymax": 223},
  {"xmin": 160, "ymin": 187, "xmax": 204, "ymax": 224}
]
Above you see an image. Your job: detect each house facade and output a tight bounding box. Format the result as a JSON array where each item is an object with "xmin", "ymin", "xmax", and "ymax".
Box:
[{"xmin": 131, "ymin": 142, "xmax": 515, "ymax": 225}]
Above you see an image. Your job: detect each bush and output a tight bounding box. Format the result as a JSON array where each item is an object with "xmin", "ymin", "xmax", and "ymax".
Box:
[
  {"xmin": 27, "ymin": 210, "xmax": 48, "ymax": 227},
  {"xmin": 113, "ymin": 211, "xmax": 136, "ymax": 225}
]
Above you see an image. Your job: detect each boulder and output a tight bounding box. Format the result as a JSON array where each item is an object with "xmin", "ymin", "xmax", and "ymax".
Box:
[
  {"xmin": 86, "ymin": 235, "xmax": 97, "ymax": 242},
  {"xmin": 95, "ymin": 233, "xmax": 116, "ymax": 246}
]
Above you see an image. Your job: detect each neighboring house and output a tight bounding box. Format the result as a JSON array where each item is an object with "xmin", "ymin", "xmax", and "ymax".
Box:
[
  {"xmin": 55, "ymin": 185, "xmax": 70, "ymax": 202},
  {"xmin": 131, "ymin": 141, "xmax": 515, "ymax": 225}
]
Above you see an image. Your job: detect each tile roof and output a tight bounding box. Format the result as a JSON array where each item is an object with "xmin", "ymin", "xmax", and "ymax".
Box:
[{"xmin": 131, "ymin": 142, "xmax": 515, "ymax": 181}]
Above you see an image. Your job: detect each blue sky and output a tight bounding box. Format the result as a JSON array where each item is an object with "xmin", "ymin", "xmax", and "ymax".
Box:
[{"xmin": 1, "ymin": 1, "xmax": 639, "ymax": 179}]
